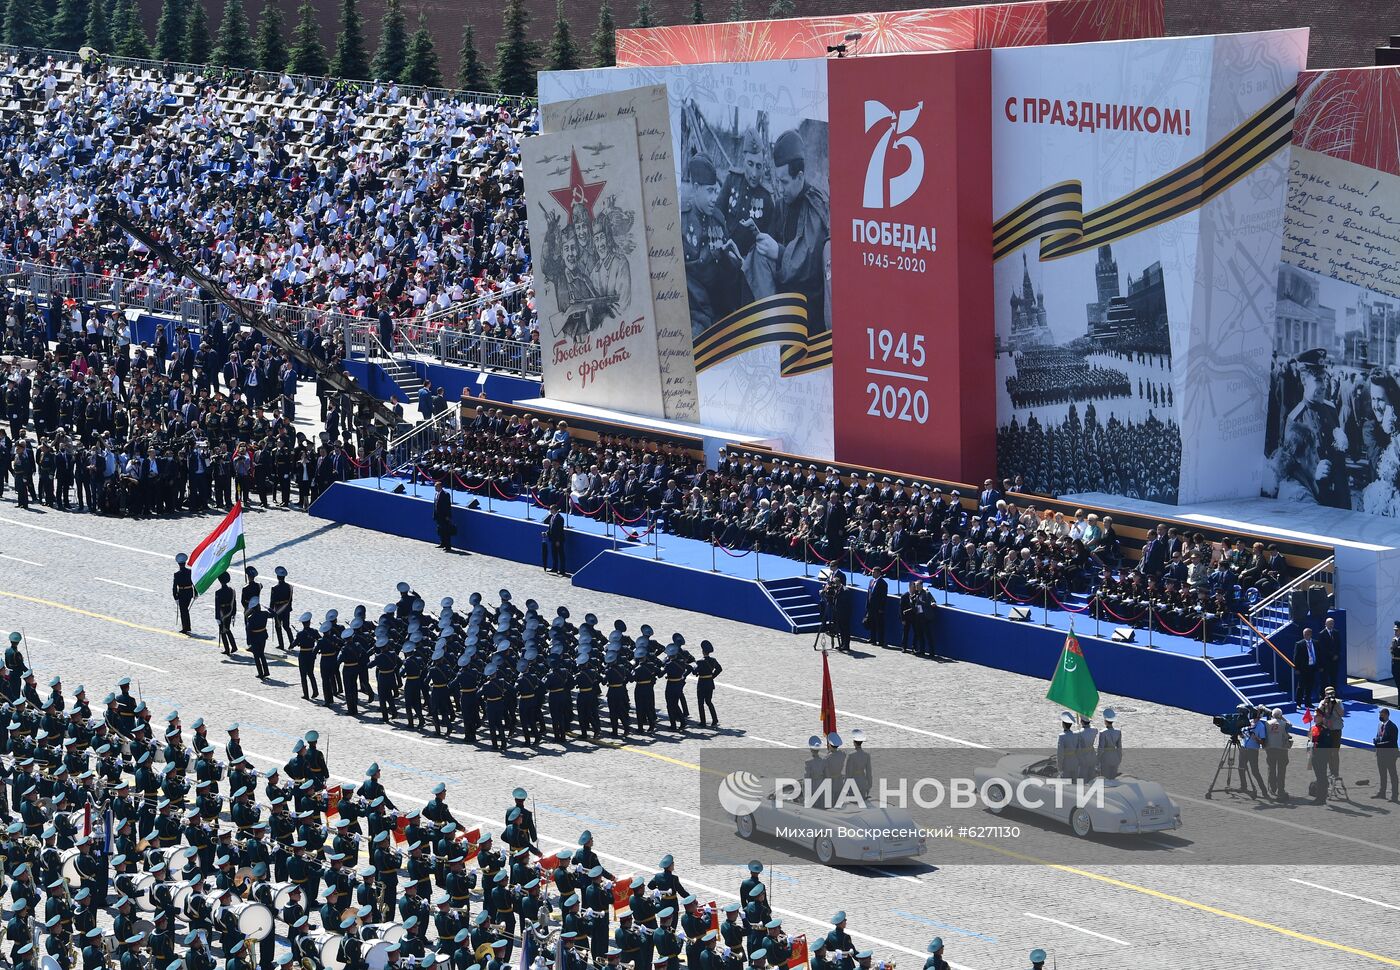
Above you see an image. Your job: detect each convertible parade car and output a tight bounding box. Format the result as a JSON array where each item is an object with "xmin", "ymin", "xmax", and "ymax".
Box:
[
  {"xmin": 972, "ymin": 753, "xmax": 1183, "ymax": 837},
  {"xmin": 731, "ymin": 786, "xmax": 928, "ymax": 864}
]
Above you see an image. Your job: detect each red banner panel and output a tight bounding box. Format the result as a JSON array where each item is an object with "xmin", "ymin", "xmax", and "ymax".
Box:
[{"xmin": 826, "ymin": 50, "xmax": 995, "ymax": 480}]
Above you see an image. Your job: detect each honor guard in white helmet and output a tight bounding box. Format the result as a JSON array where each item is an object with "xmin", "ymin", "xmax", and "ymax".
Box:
[
  {"xmin": 1056, "ymin": 712, "xmax": 1077, "ymax": 779},
  {"xmin": 1098, "ymin": 708, "xmax": 1122, "ymax": 779}
]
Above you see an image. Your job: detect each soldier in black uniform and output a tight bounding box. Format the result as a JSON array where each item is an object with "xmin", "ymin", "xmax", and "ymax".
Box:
[
  {"xmin": 172, "ymin": 553, "xmax": 195, "ymax": 635},
  {"xmin": 241, "ymin": 567, "xmax": 262, "ymax": 617},
  {"xmin": 375, "ymin": 640, "xmax": 401, "ymax": 723},
  {"xmin": 694, "ymin": 641, "xmax": 722, "ymax": 728},
  {"xmin": 214, "ymin": 573, "xmax": 238, "ymax": 654},
  {"xmin": 269, "ymin": 567, "xmax": 294, "ymax": 650},
  {"xmin": 293, "ymin": 613, "xmax": 319, "ymax": 700},
  {"xmin": 245, "ymin": 597, "xmax": 271, "ymax": 679}
]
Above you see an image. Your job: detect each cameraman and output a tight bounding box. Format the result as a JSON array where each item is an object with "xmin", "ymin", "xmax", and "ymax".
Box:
[
  {"xmin": 1241, "ymin": 706, "xmax": 1268, "ymax": 797},
  {"xmin": 820, "ymin": 569, "xmax": 851, "ymax": 652}
]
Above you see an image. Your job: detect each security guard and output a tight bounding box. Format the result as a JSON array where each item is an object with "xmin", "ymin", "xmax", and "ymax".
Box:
[
  {"xmin": 214, "ymin": 573, "xmax": 238, "ymax": 654},
  {"xmin": 293, "ymin": 613, "xmax": 319, "ymax": 700},
  {"xmin": 245, "ymin": 597, "xmax": 270, "ymax": 680},
  {"xmin": 172, "ymin": 554, "xmax": 195, "ymax": 635},
  {"xmin": 682, "ymin": 154, "xmax": 742, "ymax": 337},
  {"xmin": 269, "ymin": 567, "xmax": 294, "ymax": 650},
  {"xmin": 1097, "ymin": 708, "xmax": 1122, "ymax": 779}
]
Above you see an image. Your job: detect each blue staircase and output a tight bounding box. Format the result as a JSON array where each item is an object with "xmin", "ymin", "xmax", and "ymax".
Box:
[
  {"xmin": 763, "ymin": 578, "xmax": 823, "ymax": 633},
  {"xmin": 1210, "ymin": 654, "xmax": 1293, "ymax": 710}
]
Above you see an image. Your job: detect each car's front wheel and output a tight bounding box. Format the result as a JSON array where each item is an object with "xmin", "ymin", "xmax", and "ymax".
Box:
[
  {"xmin": 814, "ymin": 836, "xmax": 836, "ymax": 864},
  {"xmin": 1069, "ymin": 807, "xmax": 1093, "ymax": 838},
  {"xmin": 735, "ymin": 814, "xmax": 756, "ymax": 839},
  {"xmin": 984, "ymin": 781, "xmax": 1010, "ymax": 815}
]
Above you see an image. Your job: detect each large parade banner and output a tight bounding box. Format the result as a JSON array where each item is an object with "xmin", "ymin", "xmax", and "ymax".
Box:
[
  {"xmin": 521, "ymin": 119, "xmax": 667, "ymax": 417},
  {"xmin": 541, "ymin": 59, "xmax": 837, "ymax": 459},
  {"xmin": 615, "ymin": 0, "xmax": 1164, "ymax": 67},
  {"xmin": 1265, "ymin": 67, "xmax": 1400, "ymax": 517},
  {"xmin": 826, "ymin": 50, "xmax": 994, "ymax": 479},
  {"xmin": 990, "ymin": 29, "xmax": 1307, "ymax": 505},
  {"xmin": 541, "ymin": 86, "xmax": 701, "ymax": 423}
]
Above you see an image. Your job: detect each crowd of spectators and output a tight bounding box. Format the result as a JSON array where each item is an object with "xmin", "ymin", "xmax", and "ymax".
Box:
[
  {"xmin": 1, "ymin": 292, "xmax": 379, "ymax": 517},
  {"xmin": 1005, "ymin": 349, "xmax": 1132, "ymax": 408},
  {"xmin": 0, "ymin": 51, "xmax": 536, "ymax": 342},
  {"xmin": 996, "ymin": 404, "xmax": 1182, "ymax": 503}
]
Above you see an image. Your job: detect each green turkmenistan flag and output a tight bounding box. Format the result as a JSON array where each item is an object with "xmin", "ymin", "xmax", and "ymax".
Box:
[{"xmin": 1046, "ymin": 629, "xmax": 1099, "ymax": 719}]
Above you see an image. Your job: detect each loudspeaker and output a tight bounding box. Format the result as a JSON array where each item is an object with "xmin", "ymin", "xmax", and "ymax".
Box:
[
  {"xmin": 467, "ymin": 499, "xmax": 481, "ymax": 510},
  {"xmin": 1289, "ymin": 589, "xmax": 1310, "ymax": 625},
  {"xmin": 392, "ymin": 483, "xmax": 406, "ymax": 494},
  {"xmin": 1308, "ymin": 584, "xmax": 1331, "ymax": 618},
  {"xmin": 1111, "ymin": 627, "xmax": 1136, "ymax": 643},
  {"xmin": 1008, "ymin": 606, "xmax": 1032, "ymax": 622}
]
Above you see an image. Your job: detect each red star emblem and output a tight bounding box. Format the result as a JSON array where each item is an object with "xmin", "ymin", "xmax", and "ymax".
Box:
[{"xmin": 547, "ymin": 151, "xmax": 606, "ymax": 224}]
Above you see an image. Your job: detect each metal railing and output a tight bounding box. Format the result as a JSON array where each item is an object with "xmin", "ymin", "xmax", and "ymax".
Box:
[
  {"xmin": 0, "ymin": 44, "xmax": 535, "ymax": 108},
  {"xmin": 343, "ymin": 316, "xmax": 541, "ymax": 380},
  {"xmin": 1248, "ymin": 555, "xmax": 1335, "ymax": 621},
  {"xmin": 387, "ymin": 408, "xmax": 457, "ymax": 468}
]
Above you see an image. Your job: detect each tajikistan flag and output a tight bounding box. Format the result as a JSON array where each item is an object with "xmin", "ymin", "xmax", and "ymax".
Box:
[{"xmin": 188, "ymin": 503, "xmax": 246, "ymax": 596}]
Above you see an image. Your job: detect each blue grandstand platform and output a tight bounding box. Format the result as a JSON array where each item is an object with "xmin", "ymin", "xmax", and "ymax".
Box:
[{"xmin": 310, "ymin": 477, "xmax": 1381, "ymax": 747}]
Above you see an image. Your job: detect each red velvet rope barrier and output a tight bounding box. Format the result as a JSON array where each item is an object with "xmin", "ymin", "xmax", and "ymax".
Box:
[
  {"xmin": 852, "ymin": 549, "xmax": 896, "ymax": 575},
  {"xmin": 618, "ymin": 520, "xmax": 657, "ymax": 542},
  {"xmin": 1155, "ymin": 614, "xmax": 1205, "ymax": 637},
  {"xmin": 612, "ymin": 505, "xmax": 649, "ymax": 524},
  {"xmin": 489, "ymin": 480, "xmax": 519, "ymax": 500},
  {"xmin": 805, "ymin": 542, "xmax": 841, "ymax": 565},
  {"xmin": 451, "ymin": 473, "xmax": 487, "ymax": 493},
  {"xmin": 1099, "ymin": 601, "xmax": 1146, "ymax": 624},
  {"xmin": 1047, "ymin": 589, "xmax": 1093, "ymax": 614},
  {"xmin": 997, "ymin": 581, "xmax": 1039, "ymax": 604},
  {"xmin": 714, "ymin": 542, "xmax": 754, "ymax": 558},
  {"xmin": 898, "ymin": 558, "xmax": 940, "ymax": 581},
  {"xmin": 572, "ymin": 497, "xmax": 605, "ymax": 516},
  {"xmin": 947, "ymin": 570, "xmax": 990, "ymax": 594}
]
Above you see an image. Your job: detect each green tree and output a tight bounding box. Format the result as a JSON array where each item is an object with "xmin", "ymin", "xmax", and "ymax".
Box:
[
  {"xmin": 455, "ymin": 21, "xmax": 488, "ymax": 91},
  {"xmin": 211, "ymin": 0, "xmax": 253, "ymax": 67},
  {"xmin": 545, "ymin": 0, "xmax": 576, "ymax": 72},
  {"xmin": 492, "ymin": 0, "xmax": 536, "ymax": 96},
  {"xmin": 84, "ymin": 0, "xmax": 111, "ymax": 50},
  {"xmin": 253, "ymin": 0, "xmax": 287, "ymax": 72},
  {"xmin": 726, "ymin": 0, "xmax": 747, "ymax": 21},
  {"xmin": 4, "ymin": 0, "xmax": 44, "ymax": 47},
  {"xmin": 118, "ymin": 2, "xmax": 151, "ymax": 56},
  {"xmin": 182, "ymin": 0, "xmax": 212, "ymax": 61},
  {"xmin": 589, "ymin": 0, "xmax": 613, "ymax": 68},
  {"xmin": 767, "ymin": 0, "xmax": 794, "ymax": 15},
  {"xmin": 369, "ymin": 0, "xmax": 405, "ymax": 81},
  {"xmin": 108, "ymin": 0, "xmax": 132, "ymax": 48},
  {"xmin": 153, "ymin": 0, "xmax": 184, "ymax": 60},
  {"xmin": 631, "ymin": 0, "xmax": 653, "ymax": 27},
  {"xmin": 689, "ymin": 0, "xmax": 703, "ymax": 23},
  {"xmin": 50, "ymin": 0, "xmax": 90, "ymax": 51},
  {"xmin": 329, "ymin": 0, "xmax": 367, "ymax": 78},
  {"xmin": 399, "ymin": 12, "xmax": 439, "ymax": 86},
  {"xmin": 285, "ymin": 0, "xmax": 326, "ymax": 74}
]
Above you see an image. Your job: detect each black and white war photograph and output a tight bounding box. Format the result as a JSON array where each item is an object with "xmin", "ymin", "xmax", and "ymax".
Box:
[
  {"xmin": 995, "ymin": 237, "xmax": 1182, "ymax": 504},
  {"xmin": 1264, "ymin": 264, "xmax": 1400, "ymax": 516}
]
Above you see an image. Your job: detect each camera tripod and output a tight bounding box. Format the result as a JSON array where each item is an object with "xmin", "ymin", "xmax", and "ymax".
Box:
[
  {"xmin": 1206, "ymin": 735, "xmax": 1249, "ymax": 798},
  {"xmin": 812, "ymin": 619, "xmax": 839, "ymax": 653}
]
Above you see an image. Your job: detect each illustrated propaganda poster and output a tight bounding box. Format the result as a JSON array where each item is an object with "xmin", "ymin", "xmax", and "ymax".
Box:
[
  {"xmin": 522, "ymin": 118, "xmax": 667, "ymax": 418},
  {"xmin": 542, "ymin": 85, "xmax": 701, "ymax": 422}
]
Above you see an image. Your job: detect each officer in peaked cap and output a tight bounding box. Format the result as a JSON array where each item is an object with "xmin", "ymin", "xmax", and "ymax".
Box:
[
  {"xmin": 1028, "ymin": 948, "xmax": 1047, "ymax": 969},
  {"xmin": 241, "ymin": 566, "xmax": 262, "ymax": 615},
  {"xmin": 923, "ymin": 937, "xmax": 949, "ymax": 970},
  {"xmin": 1276, "ymin": 347, "xmax": 1349, "ymax": 508},
  {"xmin": 172, "ymin": 553, "xmax": 195, "ymax": 635},
  {"xmin": 214, "ymin": 571, "xmax": 238, "ymax": 655},
  {"xmin": 760, "ymin": 128, "xmax": 830, "ymax": 333},
  {"xmin": 683, "ymin": 152, "xmax": 741, "ymax": 337},
  {"xmin": 1098, "ymin": 708, "xmax": 1122, "ymax": 779}
]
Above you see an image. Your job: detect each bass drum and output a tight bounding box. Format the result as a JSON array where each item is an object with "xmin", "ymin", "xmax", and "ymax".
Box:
[
  {"xmin": 40, "ymin": 957, "xmax": 62, "ymax": 970},
  {"xmin": 362, "ymin": 924, "xmax": 406, "ymax": 947},
  {"xmin": 170, "ymin": 884, "xmax": 194, "ymax": 915},
  {"xmin": 310, "ymin": 931, "xmax": 345, "ymax": 970},
  {"xmin": 130, "ymin": 872, "xmax": 158, "ymax": 912},
  {"xmin": 229, "ymin": 901, "xmax": 275, "ymax": 942},
  {"xmin": 363, "ymin": 940, "xmax": 392, "ymax": 970},
  {"xmin": 60, "ymin": 847, "xmax": 82, "ymax": 888},
  {"xmin": 259, "ymin": 881, "xmax": 299, "ymax": 911}
]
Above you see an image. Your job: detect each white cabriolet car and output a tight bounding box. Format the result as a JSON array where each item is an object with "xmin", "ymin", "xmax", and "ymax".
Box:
[
  {"xmin": 972, "ymin": 753, "xmax": 1182, "ymax": 838},
  {"xmin": 731, "ymin": 789, "xmax": 927, "ymax": 864}
]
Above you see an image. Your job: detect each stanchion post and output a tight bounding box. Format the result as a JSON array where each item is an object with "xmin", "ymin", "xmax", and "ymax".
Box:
[
  {"xmin": 941, "ymin": 570, "xmax": 948, "ymax": 606},
  {"xmin": 486, "ymin": 485, "xmax": 492, "ymax": 513},
  {"xmin": 755, "ymin": 544, "xmax": 761, "ymax": 581},
  {"xmin": 991, "ymin": 570, "xmax": 999, "ymax": 618},
  {"xmin": 803, "ymin": 543, "xmax": 810, "ymax": 578},
  {"xmin": 1042, "ymin": 586, "xmax": 1050, "ymax": 626},
  {"xmin": 1147, "ymin": 602, "xmax": 1154, "ymax": 648},
  {"xmin": 652, "ymin": 511, "xmax": 659, "ymax": 561},
  {"xmin": 847, "ymin": 547, "xmax": 855, "ymax": 577},
  {"xmin": 525, "ymin": 492, "xmax": 532, "ymax": 521},
  {"xmin": 1201, "ymin": 612, "xmax": 1208, "ymax": 658},
  {"xmin": 1094, "ymin": 592, "xmax": 1101, "ymax": 639},
  {"xmin": 711, "ymin": 543, "xmax": 717, "ymax": 573}
]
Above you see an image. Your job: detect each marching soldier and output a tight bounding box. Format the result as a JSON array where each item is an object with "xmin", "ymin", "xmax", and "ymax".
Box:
[
  {"xmin": 214, "ymin": 573, "xmax": 239, "ymax": 655},
  {"xmin": 294, "ymin": 613, "xmax": 319, "ymax": 700},
  {"xmin": 694, "ymin": 641, "xmax": 721, "ymax": 728},
  {"xmin": 245, "ymin": 597, "xmax": 271, "ymax": 680},
  {"xmin": 172, "ymin": 553, "xmax": 195, "ymax": 635},
  {"xmin": 241, "ymin": 567, "xmax": 263, "ymax": 616},
  {"xmin": 269, "ymin": 567, "xmax": 294, "ymax": 650}
]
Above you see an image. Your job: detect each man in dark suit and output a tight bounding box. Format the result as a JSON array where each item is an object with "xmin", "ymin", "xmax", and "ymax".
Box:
[
  {"xmin": 1374, "ymin": 709, "xmax": 1398, "ymax": 801},
  {"xmin": 977, "ymin": 479, "xmax": 1002, "ymax": 520},
  {"xmin": 1314, "ymin": 616, "xmax": 1341, "ymax": 693},
  {"xmin": 1292, "ymin": 627, "xmax": 1319, "ymax": 707},
  {"xmin": 863, "ymin": 570, "xmax": 888, "ymax": 648},
  {"xmin": 432, "ymin": 481, "xmax": 455, "ymax": 552},
  {"xmin": 1138, "ymin": 524, "xmax": 1169, "ymax": 576},
  {"xmin": 545, "ymin": 506, "xmax": 567, "ymax": 576}
]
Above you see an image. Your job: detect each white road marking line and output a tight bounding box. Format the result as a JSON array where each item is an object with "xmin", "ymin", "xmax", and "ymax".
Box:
[
  {"xmin": 295, "ymin": 583, "xmax": 378, "ymax": 604},
  {"xmin": 1171, "ymin": 791, "xmax": 1400, "ymax": 857},
  {"xmin": 1289, "ymin": 879, "xmax": 1400, "ymax": 912},
  {"xmin": 228, "ymin": 688, "xmax": 299, "ymax": 710},
  {"xmin": 1023, "ymin": 912, "xmax": 1130, "ymax": 946},
  {"xmin": 864, "ymin": 866, "xmax": 921, "ymax": 884},
  {"xmin": 746, "ymin": 734, "xmax": 795, "ymax": 747},
  {"xmin": 515, "ymin": 766, "xmax": 593, "ymax": 788},
  {"xmin": 239, "ymin": 750, "xmax": 949, "ymax": 965},
  {"xmin": 661, "ymin": 806, "xmax": 729, "ymax": 828},
  {"xmin": 0, "ymin": 554, "xmax": 44, "ymax": 566},
  {"xmin": 363, "ymin": 725, "xmax": 441, "ymax": 746},
  {"xmin": 26, "ymin": 637, "xmax": 51, "ymax": 644},
  {"xmin": 94, "ymin": 577, "xmax": 156, "ymax": 593},
  {"xmin": 0, "ymin": 518, "xmax": 168, "ymax": 557},
  {"xmin": 101, "ymin": 654, "xmax": 168, "ymax": 673},
  {"xmin": 716, "ymin": 683, "xmax": 987, "ymax": 748}
]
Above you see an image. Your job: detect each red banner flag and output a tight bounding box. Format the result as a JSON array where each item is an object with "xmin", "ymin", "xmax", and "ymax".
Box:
[
  {"xmin": 787, "ymin": 935, "xmax": 809, "ymax": 969},
  {"xmin": 1302, "ymin": 707, "xmax": 1313, "ymax": 724},
  {"xmin": 612, "ymin": 878, "xmax": 633, "ymax": 913},
  {"xmin": 539, "ymin": 852, "xmax": 560, "ymax": 871},
  {"xmin": 463, "ymin": 828, "xmax": 481, "ymax": 845},
  {"xmin": 326, "ymin": 789, "xmax": 341, "ymax": 818},
  {"xmin": 393, "ymin": 814, "xmax": 408, "ymax": 845},
  {"xmin": 707, "ymin": 901, "xmax": 719, "ymax": 932},
  {"xmin": 820, "ymin": 652, "xmax": 838, "ymax": 738},
  {"xmin": 83, "ymin": 804, "xmax": 92, "ymax": 838}
]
